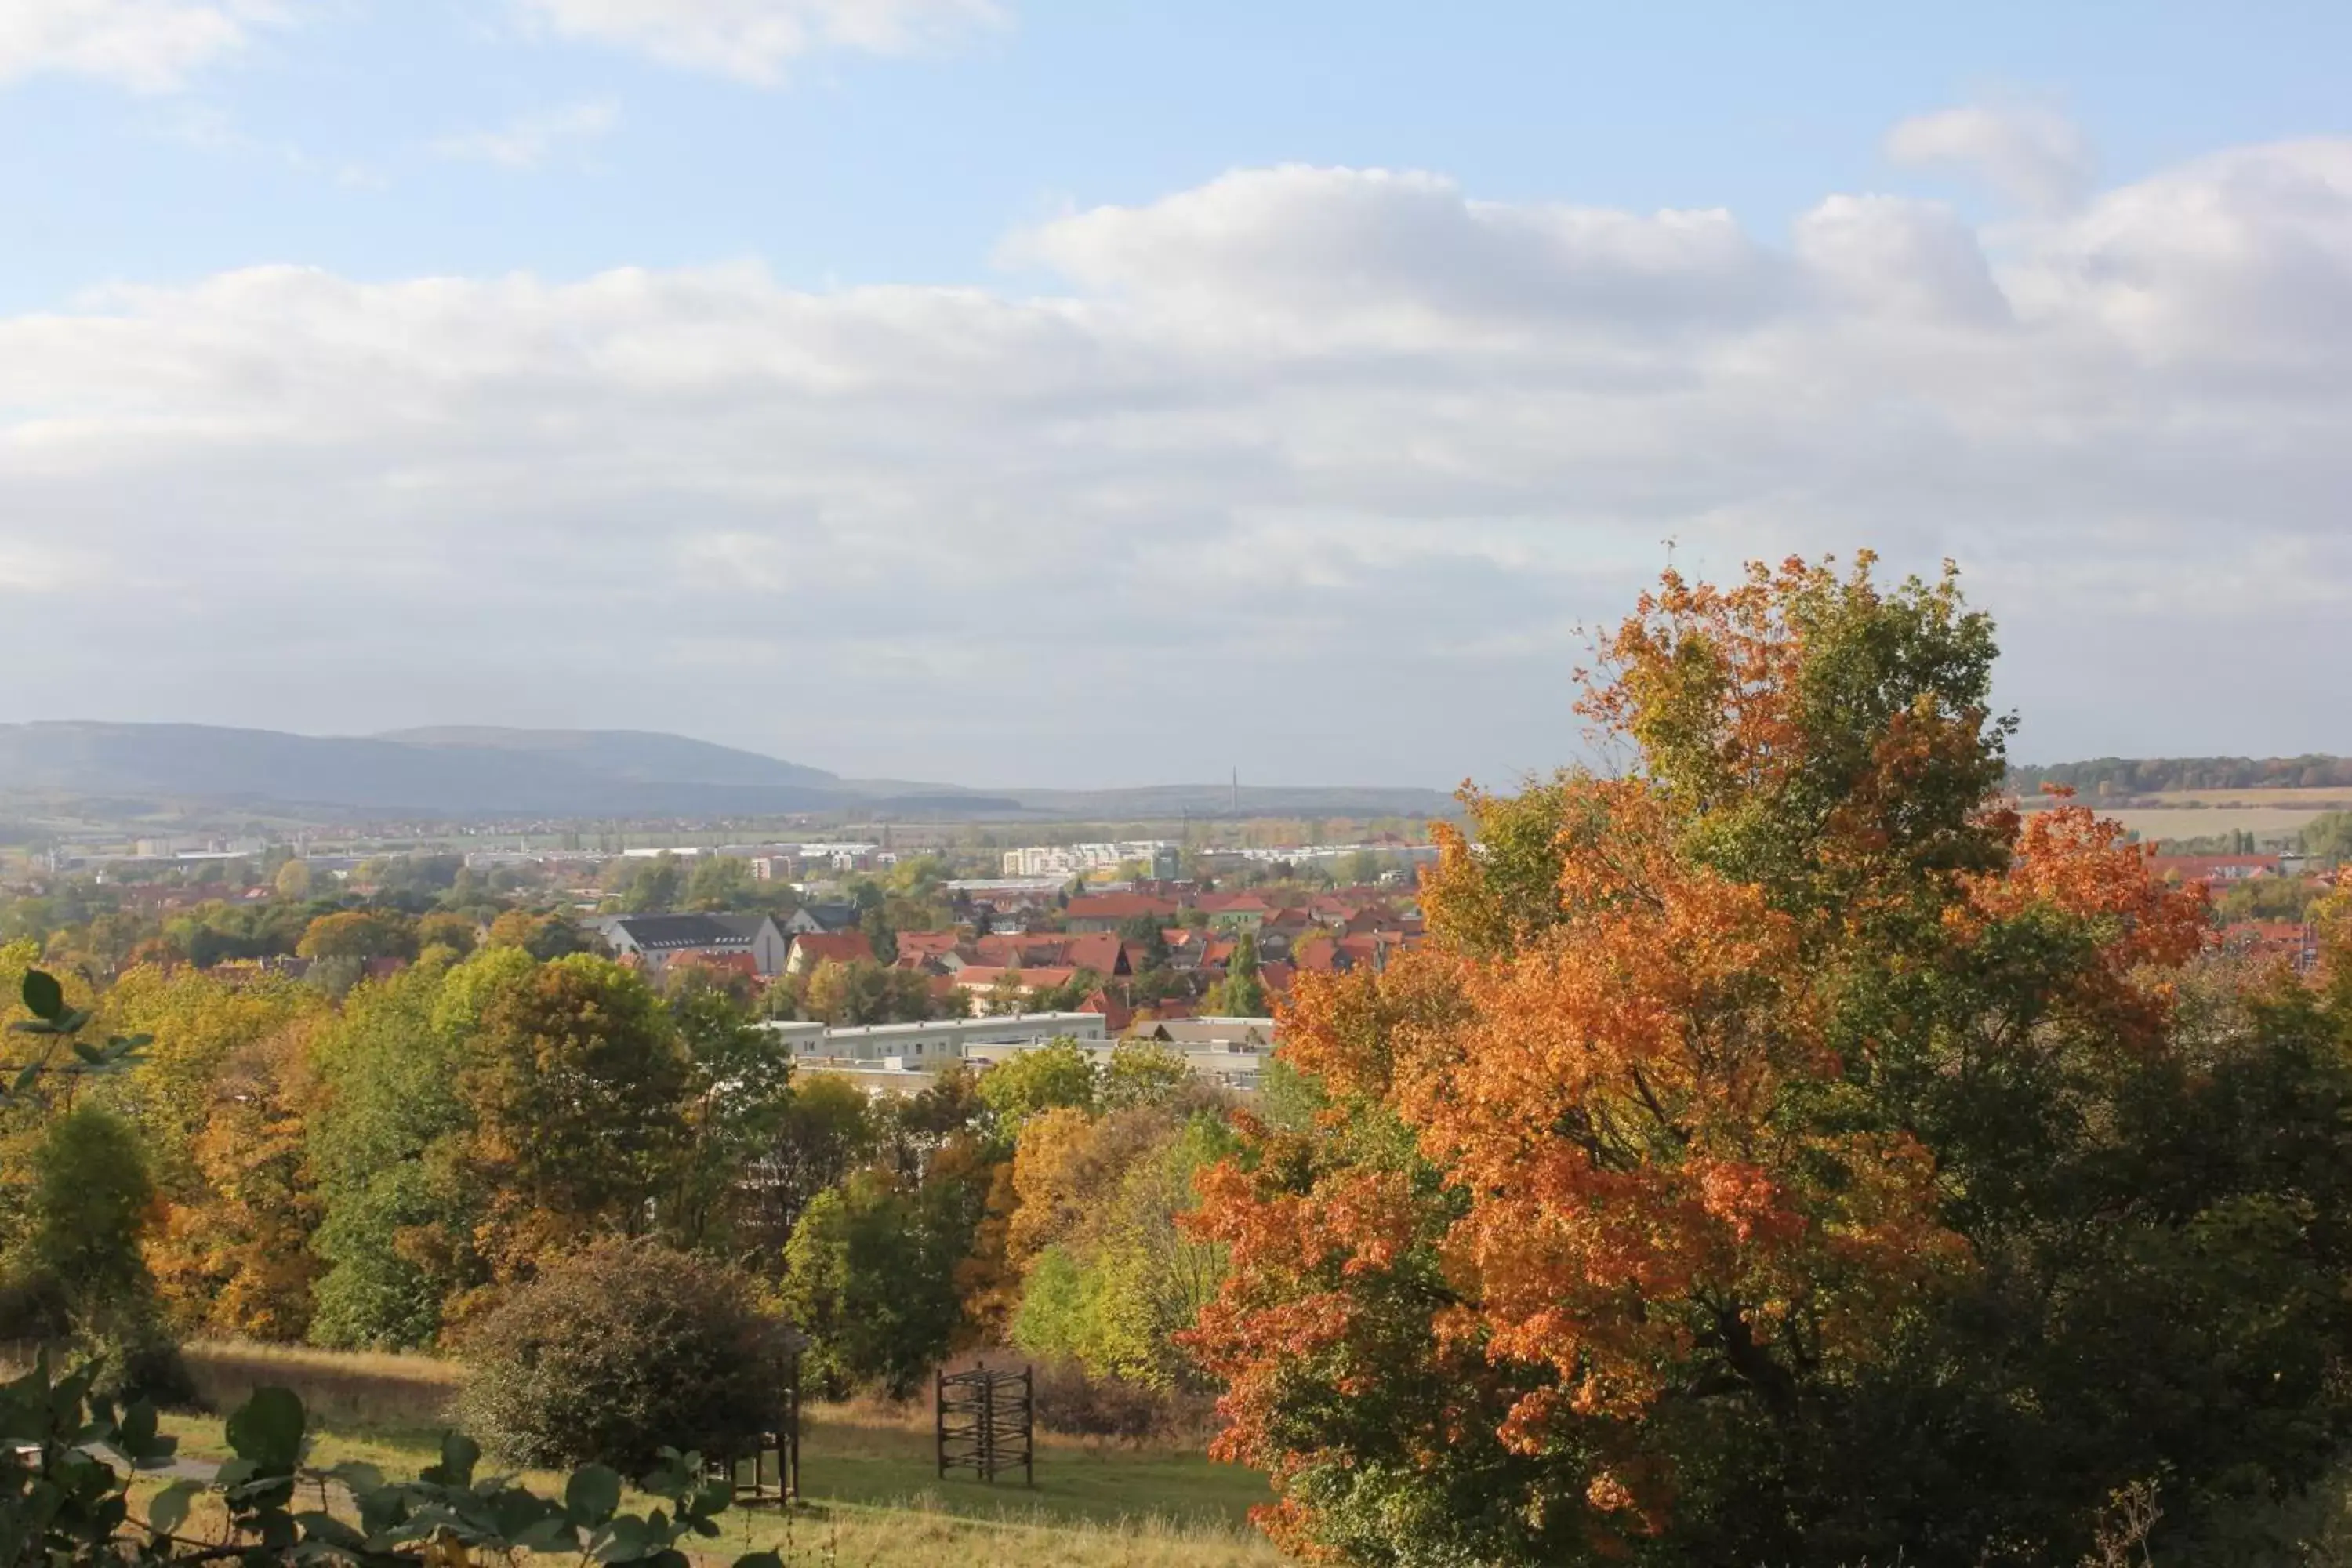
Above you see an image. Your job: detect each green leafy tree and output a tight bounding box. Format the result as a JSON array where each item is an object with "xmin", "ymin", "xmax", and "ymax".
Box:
[
  {"xmin": 1009, "ymin": 1111, "xmax": 1235, "ymax": 1390},
  {"xmin": 859, "ymin": 902, "xmax": 898, "ymax": 966},
  {"xmin": 307, "ymin": 961, "xmax": 484, "ymax": 1348},
  {"xmin": 621, "ymin": 855, "xmax": 683, "ymax": 913},
  {"xmin": 413, "ymin": 911, "xmax": 477, "ymax": 957},
  {"xmin": 1120, "ymin": 915, "xmax": 1173, "ymax": 973},
  {"xmin": 777, "ymin": 1171, "xmax": 962, "ymax": 1399},
  {"xmin": 2306, "ymin": 811, "xmax": 2352, "ymax": 865},
  {"xmin": 684, "ymin": 856, "xmax": 755, "ymax": 911},
  {"xmin": 1100, "ymin": 1040, "xmax": 1192, "ymax": 1112},
  {"xmin": 19, "ymin": 1105, "xmax": 156, "ymax": 1314},
  {"xmin": 742, "ymin": 1074, "xmax": 877, "ymax": 1258},
  {"xmin": 1211, "ymin": 932, "xmax": 1265, "ymax": 1016},
  {"xmin": 978, "ymin": 1038, "xmax": 1098, "ymax": 1130},
  {"xmin": 665, "ymin": 978, "xmax": 794, "ymax": 1254},
  {"xmin": 459, "ymin": 956, "xmax": 688, "ymax": 1271},
  {"xmin": 295, "ymin": 910, "xmax": 417, "ymax": 963}
]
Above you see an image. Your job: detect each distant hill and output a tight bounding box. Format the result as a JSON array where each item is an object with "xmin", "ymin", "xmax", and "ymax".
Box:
[
  {"xmin": 2009, "ymin": 756, "xmax": 2352, "ymax": 797},
  {"xmin": 376, "ymin": 727, "xmax": 840, "ymax": 790},
  {"xmin": 1004, "ymin": 782, "xmax": 1457, "ymax": 820},
  {"xmin": 0, "ymin": 723, "xmax": 1454, "ymax": 822},
  {"xmin": 0, "ymin": 723, "xmax": 848, "ymax": 818}
]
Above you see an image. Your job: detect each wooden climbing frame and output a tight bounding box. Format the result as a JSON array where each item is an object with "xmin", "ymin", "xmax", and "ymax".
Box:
[{"xmin": 935, "ymin": 1363, "xmax": 1033, "ymax": 1487}]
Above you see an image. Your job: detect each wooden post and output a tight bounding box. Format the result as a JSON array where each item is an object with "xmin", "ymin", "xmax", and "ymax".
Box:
[{"xmin": 981, "ymin": 1363, "xmax": 996, "ymax": 1486}]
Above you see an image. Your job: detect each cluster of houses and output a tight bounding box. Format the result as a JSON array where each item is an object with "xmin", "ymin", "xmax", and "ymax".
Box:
[
  {"xmin": 2151, "ymin": 854, "xmax": 2333, "ymax": 973},
  {"xmin": 579, "ymin": 882, "xmax": 1431, "ymax": 1090}
]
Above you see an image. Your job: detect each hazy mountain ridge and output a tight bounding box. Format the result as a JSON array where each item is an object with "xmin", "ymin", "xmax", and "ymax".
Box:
[
  {"xmin": 0, "ymin": 723, "xmax": 845, "ymax": 817},
  {"xmin": 0, "ymin": 723, "xmax": 1457, "ymax": 822},
  {"xmin": 376, "ymin": 727, "xmax": 840, "ymax": 790}
]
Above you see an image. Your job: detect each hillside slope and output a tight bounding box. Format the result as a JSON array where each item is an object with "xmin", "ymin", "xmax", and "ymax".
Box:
[
  {"xmin": 376, "ymin": 727, "xmax": 840, "ymax": 789},
  {"xmin": 0, "ymin": 723, "xmax": 845, "ymax": 816}
]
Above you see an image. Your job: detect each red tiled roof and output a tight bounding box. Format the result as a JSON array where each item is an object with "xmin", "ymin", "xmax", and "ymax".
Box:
[
  {"xmin": 1294, "ymin": 937, "xmax": 1343, "ymax": 973},
  {"xmin": 2149, "ymin": 855, "xmax": 2282, "ymax": 883},
  {"xmin": 1079, "ymin": 987, "xmax": 1134, "ymax": 1033},
  {"xmin": 790, "ymin": 931, "xmax": 875, "ymax": 966},
  {"xmin": 895, "ymin": 931, "xmax": 964, "ymax": 959},
  {"xmin": 1065, "ymin": 894, "xmax": 1181, "ymax": 921},
  {"xmin": 971, "ymin": 931, "xmax": 1127, "ymax": 974},
  {"xmin": 952, "ymin": 965, "xmax": 1080, "ymax": 991}
]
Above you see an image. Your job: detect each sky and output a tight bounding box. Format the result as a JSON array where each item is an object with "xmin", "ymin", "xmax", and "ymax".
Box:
[{"xmin": 0, "ymin": 0, "xmax": 2347, "ymax": 789}]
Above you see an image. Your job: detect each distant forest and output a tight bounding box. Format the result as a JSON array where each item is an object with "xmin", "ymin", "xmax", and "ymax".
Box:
[{"xmin": 2009, "ymin": 755, "xmax": 2352, "ymax": 796}]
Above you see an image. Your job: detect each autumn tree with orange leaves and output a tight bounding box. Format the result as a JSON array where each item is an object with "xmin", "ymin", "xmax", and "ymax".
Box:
[{"xmin": 1187, "ymin": 557, "xmax": 2352, "ymax": 1567}]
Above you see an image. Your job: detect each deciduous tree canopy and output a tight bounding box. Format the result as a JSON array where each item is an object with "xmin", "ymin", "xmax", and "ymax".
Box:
[{"xmin": 1186, "ymin": 557, "xmax": 2352, "ymax": 1566}]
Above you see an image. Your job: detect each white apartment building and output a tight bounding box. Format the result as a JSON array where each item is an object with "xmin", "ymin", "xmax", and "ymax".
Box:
[
  {"xmin": 1000, "ymin": 840, "xmax": 1178, "ymax": 877},
  {"xmin": 761, "ymin": 1011, "xmax": 1109, "ymax": 1067}
]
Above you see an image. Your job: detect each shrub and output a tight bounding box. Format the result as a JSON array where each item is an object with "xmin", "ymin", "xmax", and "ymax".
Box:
[
  {"xmin": 1030, "ymin": 1358, "xmax": 1214, "ymax": 1446},
  {"xmin": 454, "ymin": 1238, "xmax": 797, "ymax": 1472}
]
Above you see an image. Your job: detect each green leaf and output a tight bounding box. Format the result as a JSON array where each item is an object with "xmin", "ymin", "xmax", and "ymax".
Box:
[
  {"xmin": 422, "ymin": 1431, "xmax": 479, "ymax": 1488},
  {"xmin": 116, "ymin": 1398, "xmax": 159, "ymax": 1458},
  {"xmin": 20, "ymin": 971, "xmax": 64, "ymax": 1024},
  {"xmin": 9, "ymin": 1019, "xmax": 55, "ymax": 1036},
  {"xmin": 292, "ymin": 1510, "xmax": 368, "ymax": 1549},
  {"xmin": 225, "ymin": 1386, "xmax": 306, "ymax": 1469},
  {"xmin": 732, "ymin": 1555, "xmax": 786, "ymax": 1568},
  {"xmin": 10, "ymin": 1062, "xmax": 38, "ymax": 1097},
  {"xmin": 69, "ymin": 1040, "xmax": 104, "ymax": 1066},
  {"xmin": 566, "ymin": 1464, "xmax": 622, "ymax": 1526},
  {"xmin": 147, "ymin": 1480, "xmax": 198, "ymax": 1537},
  {"xmin": 589, "ymin": 1514, "xmax": 655, "ymax": 1563},
  {"xmin": 322, "ymin": 1461, "xmax": 383, "ymax": 1493},
  {"xmin": 514, "ymin": 1514, "xmax": 578, "ymax": 1552}
]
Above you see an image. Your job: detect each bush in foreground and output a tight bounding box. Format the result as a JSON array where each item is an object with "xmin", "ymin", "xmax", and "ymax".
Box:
[{"xmin": 456, "ymin": 1237, "xmax": 797, "ymax": 1472}]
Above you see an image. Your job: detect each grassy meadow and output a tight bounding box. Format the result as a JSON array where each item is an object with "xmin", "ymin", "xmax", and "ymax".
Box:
[{"xmin": 149, "ymin": 1344, "xmax": 1279, "ymax": 1568}]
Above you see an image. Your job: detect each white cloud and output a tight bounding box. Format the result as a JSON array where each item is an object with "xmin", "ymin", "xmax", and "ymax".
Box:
[
  {"xmin": 431, "ymin": 100, "xmax": 619, "ymax": 169},
  {"xmin": 1887, "ymin": 103, "xmax": 2095, "ymax": 213},
  {"xmin": 512, "ymin": 0, "xmax": 1002, "ymax": 85},
  {"xmin": 3, "ymin": 136, "xmax": 2350, "ymax": 782},
  {"xmin": 0, "ymin": 0, "xmax": 281, "ymax": 92}
]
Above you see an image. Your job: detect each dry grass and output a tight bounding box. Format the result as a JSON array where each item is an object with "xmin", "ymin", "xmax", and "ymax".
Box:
[
  {"xmin": 128, "ymin": 1472, "xmax": 1279, "ymax": 1568},
  {"xmin": 2018, "ymin": 786, "xmax": 2352, "ymax": 811},
  {"xmin": 141, "ymin": 1347, "xmax": 1275, "ymax": 1568},
  {"xmin": 724, "ymin": 1499, "xmax": 1281, "ymax": 1566},
  {"xmin": 180, "ymin": 1341, "xmax": 462, "ymax": 1430},
  {"xmin": 2081, "ymin": 807, "xmax": 2329, "ymax": 842}
]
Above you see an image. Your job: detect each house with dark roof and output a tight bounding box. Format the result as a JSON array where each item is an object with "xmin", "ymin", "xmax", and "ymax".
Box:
[{"xmin": 593, "ymin": 913, "xmax": 789, "ymax": 978}]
